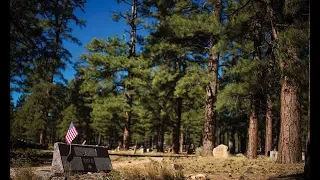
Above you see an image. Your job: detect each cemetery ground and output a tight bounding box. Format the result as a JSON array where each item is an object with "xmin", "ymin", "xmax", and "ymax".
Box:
[{"xmin": 10, "ymin": 149, "xmax": 305, "ymax": 180}]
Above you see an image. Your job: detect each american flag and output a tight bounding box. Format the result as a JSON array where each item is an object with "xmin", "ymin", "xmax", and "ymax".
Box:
[{"xmin": 65, "ymin": 122, "xmax": 78, "ymax": 144}]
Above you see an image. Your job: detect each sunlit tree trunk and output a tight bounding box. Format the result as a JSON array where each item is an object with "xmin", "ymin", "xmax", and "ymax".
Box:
[
  {"xmin": 122, "ymin": 0, "xmax": 137, "ymax": 150},
  {"xmin": 248, "ymin": 102, "xmax": 258, "ymax": 159},
  {"xmin": 265, "ymin": 95, "xmax": 273, "ymax": 156},
  {"xmin": 202, "ymin": 0, "xmax": 221, "ymax": 156},
  {"xmin": 277, "ymin": 75, "xmax": 302, "ymax": 163}
]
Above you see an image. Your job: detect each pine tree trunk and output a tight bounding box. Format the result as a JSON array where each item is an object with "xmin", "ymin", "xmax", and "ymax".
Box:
[
  {"xmin": 40, "ymin": 129, "xmax": 46, "ymax": 145},
  {"xmin": 225, "ymin": 131, "xmax": 229, "ymax": 145},
  {"xmin": 238, "ymin": 133, "xmax": 240, "ymax": 153},
  {"xmin": 129, "ymin": 0, "xmax": 137, "ymax": 57},
  {"xmin": 172, "ymin": 98, "xmax": 182, "ymax": 154},
  {"xmin": 202, "ymin": 0, "xmax": 221, "ymax": 157},
  {"xmin": 151, "ymin": 133, "xmax": 154, "ymax": 149},
  {"xmin": 216, "ymin": 127, "xmax": 220, "ymax": 146},
  {"xmin": 98, "ymin": 133, "xmax": 101, "ymax": 145},
  {"xmin": 122, "ymin": 0, "xmax": 137, "ymax": 150},
  {"xmin": 240, "ymin": 134, "xmax": 247, "ymax": 154},
  {"xmin": 220, "ymin": 128, "xmax": 224, "ymax": 145},
  {"xmin": 157, "ymin": 126, "xmax": 164, "ymax": 152},
  {"xmin": 304, "ymin": 25, "xmax": 310, "ymax": 178},
  {"xmin": 248, "ymin": 106, "xmax": 258, "ymax": 159},
  {"xmin": 267, "ymin": 0, "xmax": 279, "ymax": 153},
  {"xmin": 277, "ymin": 77, "xmax": 301, "ymax": 163},
  {"xmin": 179, "ymin": 132, "xmax": 183, "ymax": 153},
  {"xmin": 123, "ymin": 111, "xmax": 131, "ymax": 150},
  {"xmin": 265, "ymin": 95, "xmax": 273, "ymax": 156},
  {"xmin": 230, "ymin": 129, "xmax": 235, "ymax": 154}
]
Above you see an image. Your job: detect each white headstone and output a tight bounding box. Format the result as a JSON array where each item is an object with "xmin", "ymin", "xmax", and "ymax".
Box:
[
  {"xmin": 269, "ymin": 151, "xmax": 278, "ymax": 161},
  {"xmin": 212, "ymin": 144, "xmax": 229, "ymax": 158}
]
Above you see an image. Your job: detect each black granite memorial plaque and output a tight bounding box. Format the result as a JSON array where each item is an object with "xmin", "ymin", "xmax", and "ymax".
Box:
[{"xmin": 51, "ymin": 142, "xmax": 112, "ymax": 173}]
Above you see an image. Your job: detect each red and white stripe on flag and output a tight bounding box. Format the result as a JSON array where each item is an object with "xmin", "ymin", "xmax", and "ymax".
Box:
[{"xmin": 65, "ymin": 122, "xmax": 78, "ymax": 144}]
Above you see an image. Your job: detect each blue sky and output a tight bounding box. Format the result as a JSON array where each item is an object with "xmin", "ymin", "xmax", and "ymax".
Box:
[
  {"xmin": 12, "ymin": 0, "xmax": 133, "ymax": 104},
  {"xmin": 62, "ymin": 0, "xmax": 130, "ymax": 80},
  {"xmin": 11, "ymin": 0, "xmax": 224, "ymax": 105}
]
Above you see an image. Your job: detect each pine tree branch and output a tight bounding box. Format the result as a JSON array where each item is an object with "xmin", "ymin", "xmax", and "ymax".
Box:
[
  {"xmin": 10, "ymin": 16, "xmax": 38, "ymax": 49},
  {"xmin": 218, "ymin": 64, "xmax": 232, "ymax": 68},
  {"xmin": 109, "ymin": 9, "xmax": 127, "ymax": 19},
  {"xmin": 229, "ymin": 0, "xmax": 253, "ymax": 17},
  {"xmin": 118, "ymin": 0, "xmax": 132, "ymax": 6}
]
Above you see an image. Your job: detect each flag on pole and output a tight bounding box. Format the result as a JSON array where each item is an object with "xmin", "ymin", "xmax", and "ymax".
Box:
[{"xmin": 65, "ymin": 122, "xmax": 78, "ymax": 144}]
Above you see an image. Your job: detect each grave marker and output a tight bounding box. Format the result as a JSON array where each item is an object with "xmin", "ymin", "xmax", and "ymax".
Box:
[
  {"xmin": 52, "ymin": 142, "xmax": 112, "ymax": 174},
  {"xmin": 212, "ymin": 144, "xmax": 229, "ymax": 158},
  {"xmin": 269, "ymin": 150, "xmax": 278, "ymax": 161}
]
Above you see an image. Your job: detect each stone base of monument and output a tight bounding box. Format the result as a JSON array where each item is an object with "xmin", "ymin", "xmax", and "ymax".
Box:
[{"xmin": 51, "ymin": 142, "xmax": 112, "ymax": 174}]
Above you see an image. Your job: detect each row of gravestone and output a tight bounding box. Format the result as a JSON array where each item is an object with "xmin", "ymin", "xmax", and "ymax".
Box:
[
  {"xmin": 212, "ymin": 145, "xmax": 306, "ymax": 161},
  {"xmin": 268, "ymin": 150, "xmax": 305, "ymax": 161},
  {"xmin": 10, "ymin": 139, "xmax": 49, "ymax": 150}
]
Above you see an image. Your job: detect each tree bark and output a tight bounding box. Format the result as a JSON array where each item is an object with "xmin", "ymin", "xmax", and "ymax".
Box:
[
  {"xmin": 179, "ymin": 132, "xmax": 183, "ymax": 153},
  {"xmin": 240, "ymin": 134, "xmax": 247, "ymax": 154},
  {"xmin": 151, "ymin": 133, "xmax": 154, "ymax": 149},
  {"xmin": 40, "ymin": 129, "xmax": 46, "ymax": 145},
  {"xmin": 304, "ymin": 14, "xmax": 310, "ymax": 178},
  {"xmin": 265, "ymin": 95, "xmax": 273, "ymax": 156},
  {"xmin": 122, "ymin": 0, "xmax": 137, "ymax": 150},
  {"xmin": 229, "ymin": 129, "xmax": 236, "ymax": 154},
  {"xmin": 172, "ymin": 98, "xmax": 182, "ymax": 154},
  {"xmin": 220, "ymin": 127, "xmax": 224, "ymax": 145},
  {"xmin": 97, "ymin": 133, "xmax": 101, "ymax": 145},
  {"xmin": 123, "ymin": 111, "xmax": 131, "ymax": 149},
  {"xmin": 129, "ymin": 0, "xmax": 137, "ymax": 57},
  {"xmin": 157, "ymin": 126, "xmax": 164, "ymax": 152},
  {"xmin": 277, "ymin": 76, "xmax": 302, "ymax": 163},
  {"xmin": 248, "ymin": 104, "xmax": 258, "ymax": 159},
  {"xmin": 202, "ymin": 0, "xmax": 221, "ymax": 157}
]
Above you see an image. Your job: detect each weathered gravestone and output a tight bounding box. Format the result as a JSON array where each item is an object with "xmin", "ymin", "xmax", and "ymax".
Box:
[
  {"xmin": 52, "ymin": 142, "xmax": 112, "ymax": 174},
  {"xmin": 269, "ymin": 150, "xmax": 278, "ymax": 161},
  {"xmin": 139, "ymin": 147, "xmax": 144, "ymax": 154},
  {"xmin": 212, "ymin": 144, "xmax": 229, "ymax": 158}
]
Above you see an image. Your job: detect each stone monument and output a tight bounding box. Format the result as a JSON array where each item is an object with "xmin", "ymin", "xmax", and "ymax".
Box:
[
  {"xmin": 51, "ymin": 142, "xmax": 112, "ymax": 174},
  {"xmin": 212, "ymin": 144, "xmax": 229, "ymax": 158}
]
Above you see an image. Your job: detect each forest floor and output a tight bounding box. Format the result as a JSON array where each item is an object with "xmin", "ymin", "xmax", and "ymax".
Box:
[{"xmin": 10, "ymin": 150, "xmax": 305, "ymax": 180}]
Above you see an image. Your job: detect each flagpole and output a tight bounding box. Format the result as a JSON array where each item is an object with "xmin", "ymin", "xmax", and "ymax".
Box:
[
  {"xmin": 66, "ymin": 121, "xmax": 78, "ymax": 163},
  {"xmin": 69, "ymin": 142, "xmax": 72, "ymax": 154}
]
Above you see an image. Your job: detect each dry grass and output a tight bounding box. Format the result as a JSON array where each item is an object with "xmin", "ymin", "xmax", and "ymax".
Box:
[
  {"xmin": 108, "ymin": 150, "xmax": 192, "ymax": 157},
  {"xmin": 117, "ymin": 159, "xmax": 184, "ymax": 180},
  {"xmin": 80, "ymin": 155, "xmax": 304, "ymax": 179},
  {"xmin": 12, "ymin": 166, "xmax": 41, "ymax": 180},
  {"xmin": 172, "ymin": 155, "xmax": 304, "ymax": 180},
  {"xmin": 11, "ymin": 153, "xmax": 304, "ymax": 180}
]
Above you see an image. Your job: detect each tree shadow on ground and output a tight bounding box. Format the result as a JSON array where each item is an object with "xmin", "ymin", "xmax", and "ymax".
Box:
[{"xmin": 268, "ymin": 173, "xmax": 305, "ymax": 180}]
